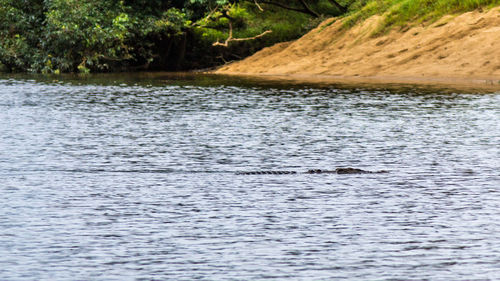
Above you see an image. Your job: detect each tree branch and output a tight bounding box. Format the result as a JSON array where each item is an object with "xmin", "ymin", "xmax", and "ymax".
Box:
[
  {"xmin": 298, "ymin": 0, "xmax": 320, "ymax": 17},
  {"xmin": 213, "ymin": 21, "xmax": 272, "ymax": 47},
  {"xmin": 254, "ymin": 0, "xmax": 264, "ymax": 11}
]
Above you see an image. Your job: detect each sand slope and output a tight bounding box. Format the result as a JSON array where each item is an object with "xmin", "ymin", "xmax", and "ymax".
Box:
[{"xmin": 216, "ymin": 8, "xmax": 500, "ymax": 83}]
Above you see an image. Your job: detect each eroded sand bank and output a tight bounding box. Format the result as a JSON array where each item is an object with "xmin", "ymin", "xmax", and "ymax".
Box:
[{"xmin": 216, "ymin": 8, "xmax": 500, "ymax": 89}]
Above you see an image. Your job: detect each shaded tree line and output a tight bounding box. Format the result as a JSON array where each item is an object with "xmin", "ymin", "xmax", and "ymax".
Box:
[{"xmin": 0, "ymin": 0, "xmax": 351, "ymax": 73}]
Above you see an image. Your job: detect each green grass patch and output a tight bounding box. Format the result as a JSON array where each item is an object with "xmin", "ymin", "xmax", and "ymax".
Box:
[{"xmin": 344, "ymin": 0, "xmax": 500, "ymax": 34}]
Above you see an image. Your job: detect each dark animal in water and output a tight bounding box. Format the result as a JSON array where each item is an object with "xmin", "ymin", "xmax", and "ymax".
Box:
[{"xmin": 236, "ymin": 168, "xmax": 388, "ymax": 175}]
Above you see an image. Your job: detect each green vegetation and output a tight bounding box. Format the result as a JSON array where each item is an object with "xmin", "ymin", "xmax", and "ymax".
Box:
[
  {"xmin": 345, "ymin": 0, "xmax": 500, "ymax": 33},
  {"xmin": 1, "ymin": 0, "xmax": 498, "ymax": 73},
  {"xmin": 0, "ymin": 0, "xmax": 344, "ymax": 73}
]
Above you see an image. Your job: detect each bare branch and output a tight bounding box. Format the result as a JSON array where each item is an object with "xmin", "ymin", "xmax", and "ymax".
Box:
[
  {"xmin": 213, "ymin": 22, "xmax": 272, "ymax": 47},
  {"xmin": 254, "ymin": 0, "xmax": 264, "ymax": 11},
  {"xmin": 229, "ymin": 30, "xmax": 272, "ymax": 42}
]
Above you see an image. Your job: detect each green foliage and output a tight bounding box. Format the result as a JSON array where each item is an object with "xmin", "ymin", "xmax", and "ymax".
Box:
[
  {"xmin": 43, "ymin": 0, "xmax": 130, "ymax": 72},
  {"xmin": 195, "ymin": 1, "xmax": 323, "ymax": 45},
  {"xmin": 0, "ymin": 0, "xmax": 45, "ymax": 71},
  {"xmin": 0, "ymin": 0, "xmax": 196, "ymax": 72},
  {"xmin": 186, "ymin": 2, "xmax": 320, "ymax": 67},
  {"xmin": 1, "ymin": 0, "xmax": 330, "ymax": 72}
]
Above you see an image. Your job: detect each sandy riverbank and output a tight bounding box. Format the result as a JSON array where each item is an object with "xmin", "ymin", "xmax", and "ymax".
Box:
[{"xmin": 216, "ymin": 8, "xmax": 500, "ymax": 89}]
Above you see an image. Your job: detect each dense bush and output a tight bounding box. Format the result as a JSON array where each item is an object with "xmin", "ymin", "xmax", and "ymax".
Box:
[
  {"xmin": 0, "ymin": 0, "xmax": 193, "ymax": 72},
  {"xmin": 0, "ymin": 0, "xmax": 353, "ymax": 73}
]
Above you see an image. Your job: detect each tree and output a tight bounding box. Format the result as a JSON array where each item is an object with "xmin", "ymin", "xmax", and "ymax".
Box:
[
  {"xmin": 0, "ymin": 0, "xmax": 352, "ymax": 72},
  {"xmin": 196, "ymin": 0, "xmax": 350, "ymax": 49}
]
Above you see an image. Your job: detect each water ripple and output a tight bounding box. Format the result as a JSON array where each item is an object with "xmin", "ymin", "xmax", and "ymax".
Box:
[{"xmin": 1, "ymin": 75, "xmax": 499, "ymax": 280}]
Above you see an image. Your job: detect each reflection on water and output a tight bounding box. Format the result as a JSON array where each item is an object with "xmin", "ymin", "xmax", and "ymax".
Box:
[{"xmin": 1, "ymin": 73, "xmax": 499, "ymax": 280}]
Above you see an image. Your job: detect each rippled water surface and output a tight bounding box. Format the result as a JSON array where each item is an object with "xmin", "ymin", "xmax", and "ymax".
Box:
[{"xmin": 1, "ymin": 73, "xmax": 499, "ymax": 280}]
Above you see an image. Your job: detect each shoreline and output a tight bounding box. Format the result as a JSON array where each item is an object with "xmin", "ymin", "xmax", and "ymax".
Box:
[
  {"xmin": 216, "ymin": 8, "xmax": 500, "ymax": 92},
  {"xmin": 2, "ymin": 70, "xmax": 499, "ymax": 92},
  {"xmin": 215, "ymin": 72, "xmax": 500, "ymax": 91}
]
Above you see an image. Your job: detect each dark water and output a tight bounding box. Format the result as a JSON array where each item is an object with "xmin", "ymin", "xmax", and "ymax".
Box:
[{"xmin": 1, "ymin": 73, "xmax": 499, "ymax": 280}]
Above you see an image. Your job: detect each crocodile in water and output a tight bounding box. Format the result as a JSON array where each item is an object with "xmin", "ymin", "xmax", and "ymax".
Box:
[{"xmin": 236, "ymin": 168, "xmax": 388, "ymax": 175}]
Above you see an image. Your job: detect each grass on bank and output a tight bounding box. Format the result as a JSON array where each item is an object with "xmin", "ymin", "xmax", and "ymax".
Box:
[{"xmin": 344, "ymin": 0, "xmax": 500, "ymax": 34}]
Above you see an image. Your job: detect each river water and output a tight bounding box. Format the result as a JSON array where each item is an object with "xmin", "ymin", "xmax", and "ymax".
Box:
[{"xmin": 1, "ymin": 73, "xmax": 499, "ymax": 280}]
